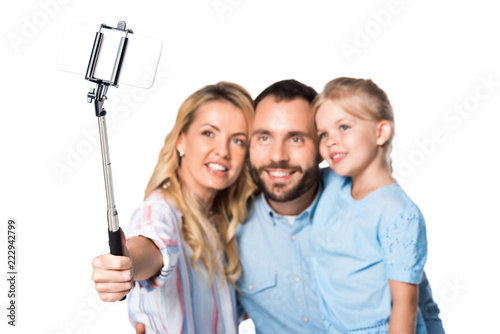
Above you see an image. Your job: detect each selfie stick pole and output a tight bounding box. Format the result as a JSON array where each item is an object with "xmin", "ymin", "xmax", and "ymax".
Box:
[{"xmin": 85, "ymin": 22, "xmax": 132, "ymax": 271}]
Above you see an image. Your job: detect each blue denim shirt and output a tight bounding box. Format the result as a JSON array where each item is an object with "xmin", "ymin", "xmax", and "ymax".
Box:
[
  {"xmin": 236, "ymin": 168, "xmax": 444, "ymax": 334},
  {"xmin": 236, "ymin": 187, "xmax": 326, "ymax": 333}
]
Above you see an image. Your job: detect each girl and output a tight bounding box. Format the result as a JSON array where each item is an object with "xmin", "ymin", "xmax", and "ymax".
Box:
[
  {"xmin": 91, "ymin": 82, "xmax": 255, "ymax": 333},
  {"xmin": 311, "ymin": 77, "xmax": 428, "ymax": 334}
]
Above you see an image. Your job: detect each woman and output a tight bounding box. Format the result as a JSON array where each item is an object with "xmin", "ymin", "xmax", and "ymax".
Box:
[{"xmin": 91, "ymin": 82, "xmax": 255, "ymax": 333}]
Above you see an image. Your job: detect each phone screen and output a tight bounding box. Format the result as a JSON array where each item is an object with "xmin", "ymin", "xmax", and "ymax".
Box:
[{"xmin": 57, "ymin": 22, "xmax": 162, "ymax": 89}]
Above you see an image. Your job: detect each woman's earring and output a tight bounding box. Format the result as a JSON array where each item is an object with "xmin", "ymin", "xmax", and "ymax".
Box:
[{"xmin": 179, "ymin": 151, "xmax": 184, "ymax": 157}]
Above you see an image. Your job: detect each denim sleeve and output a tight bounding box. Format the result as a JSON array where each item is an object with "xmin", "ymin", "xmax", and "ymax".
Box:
[
  {"xmin": 419, "ymin": 271, "xmax": 445, "ymax": 334},
  {"xmin": 236, "ymin": 295, "xmax": 245, "ymax": 323}
]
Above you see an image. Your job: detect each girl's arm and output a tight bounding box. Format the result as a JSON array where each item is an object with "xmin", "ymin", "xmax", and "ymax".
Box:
[
  {"xmin": 388, "ymin": 280, "xmax": 418, "ymax": 334},
  {"xmin": 92, "ymin": 229, "xmax": 163, "ymax": 302}
]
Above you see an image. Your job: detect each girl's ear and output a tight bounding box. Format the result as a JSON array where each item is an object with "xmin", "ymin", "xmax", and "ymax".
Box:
[{"xmin": 376, "ymin": 120, "xmax": 392, "ymax": 146}]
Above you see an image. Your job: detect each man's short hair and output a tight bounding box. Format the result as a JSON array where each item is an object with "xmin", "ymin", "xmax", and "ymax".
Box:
[{"xmin": 254, "ymin": 79, "xmax": 318, "ymax": 108}]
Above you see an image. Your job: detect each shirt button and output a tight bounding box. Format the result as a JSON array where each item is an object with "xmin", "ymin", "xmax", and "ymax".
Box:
[
  {"xmin": 302, "ymin": 316, "xmax": 309, "ymax": 323},
  {"xmin": 294, "ymin": 276, "xmax": 301, "ymax": 282},
  {"xmin": 291, "ymin": 235, "xmax": 297, "ymax": 241},
  {"xmin": 248, "ymin": 284, "xmax": 254, "ymax": 290}
]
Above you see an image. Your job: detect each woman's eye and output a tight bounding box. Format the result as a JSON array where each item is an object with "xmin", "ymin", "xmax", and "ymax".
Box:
[
  {"xmin": 233, "ymin": 138, "xmax": 246, "ymax": 146},
  {"xmin": 202, "ymin": 131, "xmax": 214, "ymax": 137},
  {"xmin": 340, "ymin": 125, "xmax": 349, "ymax": 131}
]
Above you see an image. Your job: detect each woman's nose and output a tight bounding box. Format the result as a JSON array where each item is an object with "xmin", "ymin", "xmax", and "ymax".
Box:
[{"xmin": 215, "ymin": 139, "xmax": 229, "ymax": 158}]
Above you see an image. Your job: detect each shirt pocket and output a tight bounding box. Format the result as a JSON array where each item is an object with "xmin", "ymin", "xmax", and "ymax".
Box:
[{"xmin": 239, "ymin": 271, "xmax": 277, "ymax": 296}]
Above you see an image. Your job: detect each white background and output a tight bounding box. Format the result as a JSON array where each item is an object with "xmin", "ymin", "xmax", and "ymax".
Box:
[{"xmin": 1, "ymin": 0, "xmax": 499, "ymax": 333}]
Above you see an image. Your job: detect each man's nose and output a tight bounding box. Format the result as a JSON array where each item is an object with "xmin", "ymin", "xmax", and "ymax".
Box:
[{"xmin": 270, "ymin": 141, "xmax": 288, "ymax": 162}]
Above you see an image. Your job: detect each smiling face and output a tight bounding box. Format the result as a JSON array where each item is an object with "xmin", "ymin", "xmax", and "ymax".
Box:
[
  {"xmin": 316, "ymin": 99, "xmax": 388, "ymax": 180},
  {"xmin": 176, "ymin": 99, "xmax": 248, "ymax": 205},
  {"xmin": 249, "ymin": 96, "xmax": 319, "ymax": 203}
]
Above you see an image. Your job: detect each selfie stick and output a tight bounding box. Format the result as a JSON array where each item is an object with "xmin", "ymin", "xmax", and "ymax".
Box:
[{"xmin": 85, "ymin": 21, "xmax": 131, "ymax": 276}]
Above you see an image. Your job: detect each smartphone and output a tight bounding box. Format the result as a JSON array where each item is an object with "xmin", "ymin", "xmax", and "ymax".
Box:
[{"xmin": 57, "ymin": 22, "xmax": 162, "ymax": 89}]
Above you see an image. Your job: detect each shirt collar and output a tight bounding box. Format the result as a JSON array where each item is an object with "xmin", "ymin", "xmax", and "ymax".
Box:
[{"xmin": 257, "ymin": 180, "xmax": 324, "ymax": 226}]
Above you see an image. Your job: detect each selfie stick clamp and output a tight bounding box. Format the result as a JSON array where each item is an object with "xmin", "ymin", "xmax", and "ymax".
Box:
[{"xmin": 85, "ymin": 21, "xmax": 133, "ymax": 260}]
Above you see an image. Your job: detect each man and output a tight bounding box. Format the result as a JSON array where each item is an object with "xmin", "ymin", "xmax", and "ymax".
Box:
[{"xmin": 236, "ymin": 79, "xmax": 444, "ymax": 333}]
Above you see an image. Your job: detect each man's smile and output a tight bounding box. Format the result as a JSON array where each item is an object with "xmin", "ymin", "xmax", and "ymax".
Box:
[{"xmin": 265, "ymin": 168, "xmax": 296, "ymax": 181}]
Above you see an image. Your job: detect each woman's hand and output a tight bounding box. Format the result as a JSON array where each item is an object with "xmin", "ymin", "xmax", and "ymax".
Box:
[
  {"xmin": 91, "ymin": 229, "xmax": 134, "ymax": 302},
  {"xmin": 135, "ymin": 323, "xmax": 146, "ymax": 334},
  {"xmin": 91, "ymin": 229, "xmax": 163, "ymax": 302}
]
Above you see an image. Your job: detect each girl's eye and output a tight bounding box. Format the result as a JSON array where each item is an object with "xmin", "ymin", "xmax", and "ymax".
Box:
[
  {"xmin": 340, "ymin": 125, "xmax": 349, "ymax": 131},
  {"xmin": 202, "ymin": 131, "xmax": 214, "ymax": 137},
  {"xmin": 318, "ymin": 132, "xmax": 328, "ymax": 139}
]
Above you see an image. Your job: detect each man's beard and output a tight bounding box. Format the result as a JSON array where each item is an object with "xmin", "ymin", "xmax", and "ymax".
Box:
[{"xmin": 249, "ymin": 161, "xmax": 318, "ymax": 202}]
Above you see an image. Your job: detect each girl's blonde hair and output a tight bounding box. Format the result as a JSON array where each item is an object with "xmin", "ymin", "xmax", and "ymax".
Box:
[
  {"xmin": 145, "ymin": 82, "xmax": 255, "ymax": 285},
  {"xmin": 312, "ymin": 77, "xmax": 395, "ymax": 170}
]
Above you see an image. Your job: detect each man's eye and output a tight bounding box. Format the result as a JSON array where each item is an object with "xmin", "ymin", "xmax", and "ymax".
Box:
[
  {"xmin": 259, "ymin": 135, "xmax": 269, "ymax": 142},
  {"xmin": 291, "ymin": 137, "xmax": 303, "ymax": 143}
]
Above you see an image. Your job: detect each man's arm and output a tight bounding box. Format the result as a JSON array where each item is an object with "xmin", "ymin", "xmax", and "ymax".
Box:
[{"xmin": 419, "ymin": 271, "xmax": 445, "ymax": 334}]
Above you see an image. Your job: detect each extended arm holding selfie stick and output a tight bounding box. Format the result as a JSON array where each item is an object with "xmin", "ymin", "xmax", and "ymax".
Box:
[{"xmin": 85, "ymin": 22, "xmax": 131, "ymax": 299}]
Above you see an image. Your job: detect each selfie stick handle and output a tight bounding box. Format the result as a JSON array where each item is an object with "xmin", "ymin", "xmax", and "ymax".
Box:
[{"xmin": 86, "ymin": 22, "xmax": 132, "ymax": 300}]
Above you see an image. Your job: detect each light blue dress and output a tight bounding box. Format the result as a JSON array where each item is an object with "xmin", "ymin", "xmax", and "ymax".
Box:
[{"xmin": 311, "ymin": 169, "xmax": 428, "ymax": 334}]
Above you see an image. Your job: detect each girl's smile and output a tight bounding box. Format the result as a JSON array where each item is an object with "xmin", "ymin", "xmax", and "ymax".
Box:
[{"xmin": 316, "ymin": 100, "xmax": 380, "ymax": 180}]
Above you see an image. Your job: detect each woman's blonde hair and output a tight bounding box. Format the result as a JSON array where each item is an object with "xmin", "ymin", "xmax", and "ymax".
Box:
[
  {"xmin": 145, "ymin": 82, "xmax": 255, "ymax": 285},
  {"xmin": 312, "ymin": 77, "xmax": 395, "ymax": 171}
]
